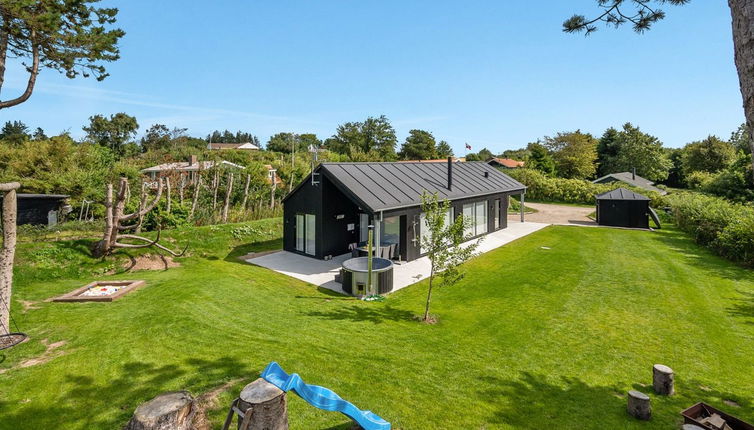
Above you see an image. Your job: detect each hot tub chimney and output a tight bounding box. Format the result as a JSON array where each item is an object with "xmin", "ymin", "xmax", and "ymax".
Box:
[
  {"xmin": 632, "ymin": 167, "xmax": 636, "ymax": 181},
  {"xmin": 447, "ymin": 156, "xmax": 453, "ymax": 191}
]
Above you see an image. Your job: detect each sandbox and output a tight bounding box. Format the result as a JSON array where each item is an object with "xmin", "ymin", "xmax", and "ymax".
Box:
[{"xmin": 53, "ymin": 280, "xmax": 146, "ymax": 302}]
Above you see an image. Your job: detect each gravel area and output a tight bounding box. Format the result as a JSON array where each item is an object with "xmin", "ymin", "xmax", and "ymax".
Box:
[{"xmin": 510, "ymin": 202, "xmax": 596, "ymax": 226}]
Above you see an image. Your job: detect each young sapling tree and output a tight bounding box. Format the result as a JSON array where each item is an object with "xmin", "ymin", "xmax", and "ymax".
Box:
[{"xmin": 419, "ymin": 192, "xmax": 481, "ymax": 323}]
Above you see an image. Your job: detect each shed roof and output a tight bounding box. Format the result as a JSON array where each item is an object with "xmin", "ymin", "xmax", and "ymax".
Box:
[
  {"xmin": 592, "ymin": 172, "xmax": 666, "ymax": 195},
  {"xmin": 596, "ymin": 187, "xmax": 651, "ymax": 201},
  {"xmin": 287, "ymin": 161, "xmax": 526, "ymax": 212},
  {"xmin": 14, "ymin": 193, "xmax": 69, "ymax": 200}
]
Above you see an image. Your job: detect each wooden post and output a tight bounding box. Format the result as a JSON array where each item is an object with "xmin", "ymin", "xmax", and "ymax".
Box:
[
  {"xmin": 222, "ymin": 173, "xmax": 234, "ymax": 223},
  {"xmin": 125, "ymin": 391, "xmax": 195, "ymax": 430},
  {"xmin": 653, "ymin": 364, "xmax": 675, "ymax": 395},
  {"xmin": 190, "ymin": 174, "xmax": 202, "ymax": 220},
  {"xmin": 165, "ymin": 177, "xmax": 172, "ymax": 214},
  {"xmin": 241, "ymin": 174, "xmax": 251, "ymax": 210},
  {"xmin": 627, "ymin": 390, "xmax": 651, "ymax": 420},
  {"xmin": 270, "ymin": 171, "xmax": 277, "ymax": 209},
  {"xmin": 212, "ymin": 169, "xmax": 220, "ymax": 211},
  {"xmin": 0, "ymin": 182, "xmax": 20, "ymax": 333},
  {"xmin": 236, "ymin": 378, "xmax": 288, "ymax": 430}
]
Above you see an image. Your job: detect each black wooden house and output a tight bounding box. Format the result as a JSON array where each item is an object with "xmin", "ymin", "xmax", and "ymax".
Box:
[{"xmin": 282, "ymin": 159, "xmax": 527, "ymax": 262}]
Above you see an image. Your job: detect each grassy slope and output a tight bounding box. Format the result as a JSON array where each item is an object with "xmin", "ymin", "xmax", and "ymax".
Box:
[{"xmin": 1, "ymin": 221, "xmax": 754, "ymax": 429}]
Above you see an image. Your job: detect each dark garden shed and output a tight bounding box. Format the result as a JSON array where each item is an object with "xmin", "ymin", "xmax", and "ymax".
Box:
[
  {"xmin": 595, "ymin": 188, "xmax": 651, "ymax": 229},
  {"xmin": 0, "ymin": 193, "xmax": 70, "ymax": 226},
  {"xmin": 282, "ymin": 159, "xmax": 527, "ymax": 262}
]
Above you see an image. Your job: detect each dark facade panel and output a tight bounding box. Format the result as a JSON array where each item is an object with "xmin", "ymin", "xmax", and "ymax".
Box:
[{"xmin": 596, "ymin": 199, "xmax": 650, "ymax": 229}]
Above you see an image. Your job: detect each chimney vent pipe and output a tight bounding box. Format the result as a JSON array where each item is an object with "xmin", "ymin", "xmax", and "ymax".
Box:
[{"xmin": 447, "ymin": 157, "xmax": 453, "ymax": 191}]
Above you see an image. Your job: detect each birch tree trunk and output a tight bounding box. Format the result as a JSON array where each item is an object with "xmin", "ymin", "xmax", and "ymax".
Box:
[
  {"xmin": 165, "ymin": 177, "xmax": 171, "ymax": 214},
  {"xmin": 241, "ymin": 174, "xmax": 251, "ymax": 210},
  {"xmin": 729, "ymin": 0, "xmax": 754, "ymax": 181},
  {"xmin": 222, "ymin": 173, "xmax": 233, "ymax": 223},
  {"xmin": 0, "ymin": 182, "xmax": 20, "ymax": 333},
  {"xmin": 211, "ymin": 170, "xmax": 219, "ymax": 211},
  {"xmin": 190, "ymin": 175, "xmax": 202, "ymax": 220}
]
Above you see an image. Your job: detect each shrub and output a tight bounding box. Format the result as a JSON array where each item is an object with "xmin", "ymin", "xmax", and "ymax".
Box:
[
  {"xmin": 665, "ymin": 192, "xmax": 754, "ymax": 267},
  {"xmin": 507, "ymin": 169, "xmax": 666, "ymax": 207}
]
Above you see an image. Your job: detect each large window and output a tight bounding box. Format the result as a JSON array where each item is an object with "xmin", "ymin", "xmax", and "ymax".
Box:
[
  {"xmin": 420, "ymin": 208, "xmax": 452, "ymax": 254},
  {"xmin": 494, "ymin": 199, "xmax": 501, "ymax": 230},
  {"xmin": 463, "ymin": 201, "xmax": 488, "ymax": 237},
  {"xmin": 295, "ymin": 213, "xmax": 316, "ymax": 255}
]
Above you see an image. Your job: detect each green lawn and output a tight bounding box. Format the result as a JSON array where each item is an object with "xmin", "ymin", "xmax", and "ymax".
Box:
[{"xmin": 2, "ymin": 221, "xmax": 754, "ymax": 429}]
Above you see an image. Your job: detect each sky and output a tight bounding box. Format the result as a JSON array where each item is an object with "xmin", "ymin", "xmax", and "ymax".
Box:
[{"xmin": 1, "ymin": 1, "xmax": 744, "ymax": 155}]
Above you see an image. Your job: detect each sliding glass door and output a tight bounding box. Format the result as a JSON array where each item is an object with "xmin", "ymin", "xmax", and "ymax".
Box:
[
  {"xmin": 462, "ymin": 200, "xmax": 488, "ymax": 237},
  {"xmin": 295, "ymin": 213, "xmax": 316, "ymax": 255}
]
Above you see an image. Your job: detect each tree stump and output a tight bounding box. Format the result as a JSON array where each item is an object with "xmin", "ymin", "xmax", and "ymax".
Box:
[
  {"xmin": 653, "ymin": 364, "xmax": 675, "ymax": 395},
  {"xmin": 236, "ymin": 378, "xmax": 288, "ymax": 430},
  {"xmin": 627, "ymin": 390, "xmax": 651, "ymax": 420},
  {"xmin": 125, "ymin": 391, "xmax": 195, "ymax": 430}
]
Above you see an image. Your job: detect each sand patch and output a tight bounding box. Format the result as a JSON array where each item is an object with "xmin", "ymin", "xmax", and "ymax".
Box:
[
  {"xmin": 124, "ymin": 254, "xmax": 181, "ymax": 272},
  {"xmin": 0, "ymin": 338, "xmax": 67, "ymax": 374}
]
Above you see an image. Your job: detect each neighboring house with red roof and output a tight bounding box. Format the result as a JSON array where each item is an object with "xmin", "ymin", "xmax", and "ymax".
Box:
[{"xmin": 487, "ymin": 157, "xmax": 525, "ymax": 169}]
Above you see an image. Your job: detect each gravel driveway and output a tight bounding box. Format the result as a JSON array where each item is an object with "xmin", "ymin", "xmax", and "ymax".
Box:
[{"xmin": 508, "ymin": 202, "xmax": 596, "ymax": 226}]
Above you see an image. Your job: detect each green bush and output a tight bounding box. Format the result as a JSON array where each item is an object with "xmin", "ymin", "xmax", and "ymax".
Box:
[
  {"xmin": 506, "ymin": 169, "xmax": 666, "ymax": 207},
  {"xmin": 666, "ymin": 192, "xmax": 754, "ymax": 266}
]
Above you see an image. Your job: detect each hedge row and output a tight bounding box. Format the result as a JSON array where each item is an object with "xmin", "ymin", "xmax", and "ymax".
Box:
[
  {"xmin": 665, "ymin": 192, "xmax": 754, "ymax": 267},
  {"xmin": 506, "ymin": 168, "xmax": 754, "ymax": 267},
  {"xmin": 506, "ymin": 169, "xmax": 666, "ymax": 207}
]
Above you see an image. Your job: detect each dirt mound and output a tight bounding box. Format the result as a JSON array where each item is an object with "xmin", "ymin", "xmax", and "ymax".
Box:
[
  {"xmin": 124, "ymin": 254, "xmax": 181, "ymax": 272},
  {"xmin": 192, "ymin": 379, "xmax": 243, "ymax": 430}
]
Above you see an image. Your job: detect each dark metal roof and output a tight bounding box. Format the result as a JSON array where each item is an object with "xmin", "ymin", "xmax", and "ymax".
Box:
[
  {"xmin": 5, "ymin": 193, "xmax": 70, "ymax": 200},
  {"xmin": 596, "ymin": 188, "xmax": 650, "ymax": 201},
  {"xmin": 310, "ymin": 161, "xmax": 526, "ymax": 212},
  {"xmin": 592, "ymin": 172, "xmax": 667, "ymax": 195}
]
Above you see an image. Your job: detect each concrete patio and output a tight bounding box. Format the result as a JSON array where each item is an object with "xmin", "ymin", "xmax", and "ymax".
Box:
[{"xmin": 246, "ymin": 221, "xmax": 549, "ymax": 295}]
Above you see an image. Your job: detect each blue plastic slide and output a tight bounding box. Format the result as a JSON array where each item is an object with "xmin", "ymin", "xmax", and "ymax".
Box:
[{"xmin": 261, "ymin": 361, "xmax": 391, "ymax": 430}]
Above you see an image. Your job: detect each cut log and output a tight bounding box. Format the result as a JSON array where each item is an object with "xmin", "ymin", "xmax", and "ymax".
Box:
[
  {"xmin": 653, "ymin": 364, "xmax": 675, "ymax": 395},
  {"xmin": 125, "ymin": 391, "xmax": 195, "ymax": 430},
  {"xmin": 627, "ymin": 390, "xmax": 651, "ymax": 420},
  {"xmin": 236, "ymin": 378, "xmax": 288, "ymax": 430}
]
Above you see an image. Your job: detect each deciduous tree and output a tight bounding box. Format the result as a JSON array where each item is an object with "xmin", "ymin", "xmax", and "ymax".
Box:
[
  {"xmin": 543, "ymin": 130, "xmax": 598, "ymax": 179},
  {"xmin": 419, "ymin": 192, "xmax": 480, "ymax": 323},
  {"xmin": 326, "ymin": 115, "xmax": 397, "ymax": 160},
  {"xmin": 83, "ymin": 112, "xmax": 138, "ymax": 155},
  {"xmin": 681, "ymin": 135, "xmax": 737, "ymax": 176},
  {"xmin": 601, "ymin": 123, "xmax": 672, "ymax": 181},
  {"xmin": 398, "ymin": 129, "xmax": 437, "ymax": 160}
]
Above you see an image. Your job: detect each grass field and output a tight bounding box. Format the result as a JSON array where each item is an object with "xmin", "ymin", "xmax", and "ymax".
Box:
[{"xmin": 1, "ymin": 220, "xmax": 754, "ymax": 429}]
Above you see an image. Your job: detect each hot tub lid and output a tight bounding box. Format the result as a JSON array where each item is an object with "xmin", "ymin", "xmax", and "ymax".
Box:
[{"xmin": 342, "ymin": 257, "xmax": 393, "ymax": 272}]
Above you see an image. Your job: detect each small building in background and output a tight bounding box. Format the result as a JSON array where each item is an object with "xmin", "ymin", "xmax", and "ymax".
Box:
[
  {"xmin": 141, "ymin": 156, "xmax": 245, "ymax": 185},
  {"xmin": 595, "ymin": 188, "xmax": 651, "ymax": 229},
  {"xmin": 0, "ymin": 193, "xmax": 71, "ymax": 226},
  {"xmin": 264, "ymin": 165, "xmax": 283, "ymax": 186},
  {"xmin": 487, "ymin": 157, "xmax": 525, "ymax": 169},
  {"xmin": 592, "ymin": 171, "xmax": 667, "ymax": 195},
  {"xmin": 207, "ymin": 142, "xmax": 260, "ymax": 151}
]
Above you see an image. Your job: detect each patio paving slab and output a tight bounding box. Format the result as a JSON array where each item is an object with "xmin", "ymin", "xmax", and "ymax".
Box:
[{"xmin": 246, "ymin": 221, "xmax": 549, "ymax": 295}]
